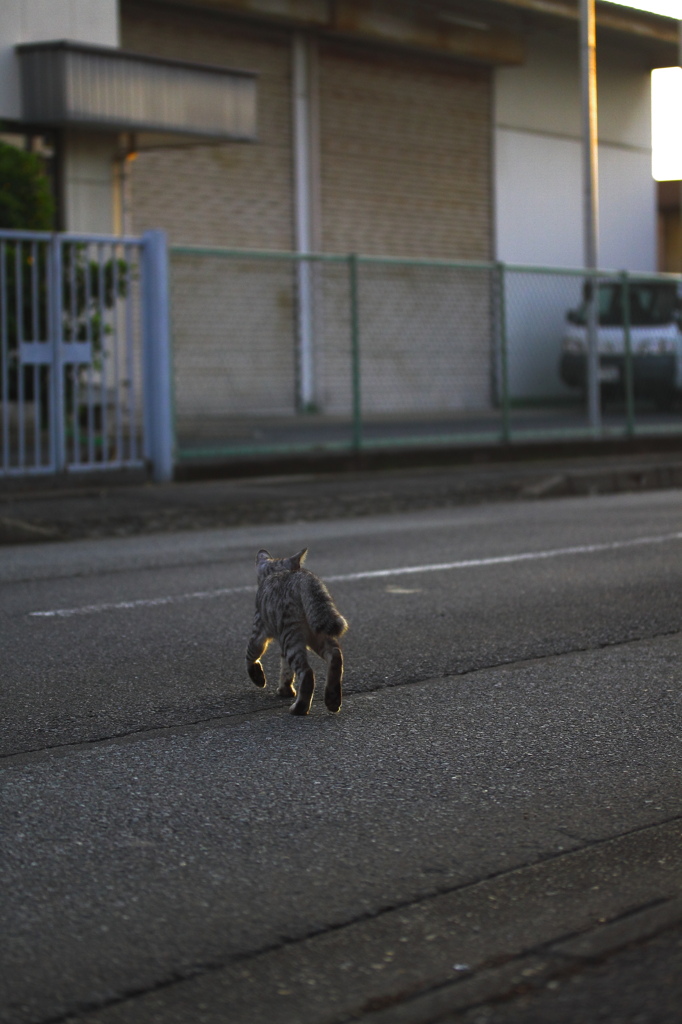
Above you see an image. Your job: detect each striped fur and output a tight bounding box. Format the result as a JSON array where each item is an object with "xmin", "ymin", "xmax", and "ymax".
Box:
[{"xmin": 246, "ymin": 548, "xmax": 348, "ymax": 715}]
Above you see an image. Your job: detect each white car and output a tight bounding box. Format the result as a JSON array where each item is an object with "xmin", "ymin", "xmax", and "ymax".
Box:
[{"xmin": 560, "ymin": 279, "xmax": 682, "ymax": 409}]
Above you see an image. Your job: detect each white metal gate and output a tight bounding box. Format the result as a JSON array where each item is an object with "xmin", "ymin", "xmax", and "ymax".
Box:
[{"xmin": 0, "ymin": 229, "xmax": 172, "ymax": 480}]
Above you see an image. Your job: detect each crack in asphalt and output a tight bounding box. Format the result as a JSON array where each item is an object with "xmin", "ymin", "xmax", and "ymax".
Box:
[
  {"xmin": 1, "ymin": 627, "xmax": 680, "ymax": 767},
  {"xmin": 20, "ymin": 819, "xmax": 682, "ymax": 1024}
]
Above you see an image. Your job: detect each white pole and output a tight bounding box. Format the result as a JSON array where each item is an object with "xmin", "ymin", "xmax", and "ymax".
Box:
[
  {"xmin": 292, "ymin": 33, "xmax": 316, "ymax": 412},
  {"xmin": 580, "ymin": 0, "xmax": 601, "ymax": 432}
]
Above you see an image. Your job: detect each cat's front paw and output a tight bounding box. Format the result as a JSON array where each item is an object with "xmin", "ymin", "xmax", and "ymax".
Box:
[{"xmin": 247, "ymin": 661, "xmax": 267, "ymax": 688}]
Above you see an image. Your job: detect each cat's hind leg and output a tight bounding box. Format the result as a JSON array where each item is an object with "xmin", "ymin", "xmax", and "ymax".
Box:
[
  {"xmin": 277, "ymin": 654, "xmax": 296, "ymax": 699},
  {"xmin": 246, "ymin": 620, "xmax": 270, "ymax": 688},
  {"xmin": 320, "ymin": 637, "xmax": 343, "ymax": 713}
]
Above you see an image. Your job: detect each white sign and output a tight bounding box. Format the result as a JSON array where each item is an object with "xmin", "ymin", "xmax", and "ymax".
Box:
[{"xmin": 652, "ymin": 67, "xmax": 682, "ymax": 181}]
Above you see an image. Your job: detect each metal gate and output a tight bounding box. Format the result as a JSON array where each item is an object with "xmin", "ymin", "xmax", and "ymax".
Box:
[{"xmin": 0, "ymin": 229, "xmax": 172, "ymax": 480}]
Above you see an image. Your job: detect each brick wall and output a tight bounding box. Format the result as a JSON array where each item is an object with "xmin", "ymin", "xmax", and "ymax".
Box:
[
  {"xmin": 121, "ymin": 3, "xmax": 492, "ymax": 258},
  {"xmin": 121, "ymin": 3, "xmax": 495, "ymax": 427},
  {"xmin": 121, "ymin": 2, "xmax": 294, "ymax": 250}
]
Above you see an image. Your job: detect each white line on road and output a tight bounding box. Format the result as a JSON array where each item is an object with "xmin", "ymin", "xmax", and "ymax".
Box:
[
  {"xmin": 28, "ymin": 585, "xmax": 257, "ymax": 618},
  {"xmin": 28, "ymin": 531, "xmax": 682, "ymax": 619}
]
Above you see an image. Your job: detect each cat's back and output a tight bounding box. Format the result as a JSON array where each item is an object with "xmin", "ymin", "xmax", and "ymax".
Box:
[
  {"xmin": 256, "ymin": 568, "xmax": 306, "ymax": 629},
  {"xmin": 257, "ymin": 567, "xmax": 346, "ymax": 638}
]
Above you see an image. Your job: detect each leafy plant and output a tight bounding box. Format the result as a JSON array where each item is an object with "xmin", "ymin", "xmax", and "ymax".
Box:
[
  {"xmin": 62, "ymin": 244, "xmax": 129, "ymax": 356},
  {"xmin": 0, "ymin": 139, "xmax": 54, "ymax": 231}
]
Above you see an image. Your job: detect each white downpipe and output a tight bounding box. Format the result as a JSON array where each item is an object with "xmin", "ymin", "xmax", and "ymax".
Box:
[{"xmin": 292, "ymin": 33, "xmax": 316, "ymax": 411}]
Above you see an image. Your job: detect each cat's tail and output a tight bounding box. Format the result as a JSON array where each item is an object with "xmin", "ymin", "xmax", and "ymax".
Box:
[
  {"xmin": 326, "ymin": 610, "xmax": 349, "ymax": 638},
  {"xmin": 304, "ymin": 578, "xmax": 348, "ymax": 637}
]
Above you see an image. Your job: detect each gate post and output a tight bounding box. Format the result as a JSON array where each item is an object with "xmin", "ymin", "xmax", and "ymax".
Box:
[{"xmin": 141, "ymin": 230, "xmax": 174, "ymax": 482}]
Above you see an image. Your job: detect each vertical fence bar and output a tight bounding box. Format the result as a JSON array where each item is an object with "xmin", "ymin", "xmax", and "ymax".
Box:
[
  {"xmin": 585, "ymin": 273, "xmax": 601, "ymax": 435},
  {"xmin": 98, "ymin": 244, "xmax": 108, "ymax": 465},
  {"xmin": 30, "ymin": 240, "xmax": 39, "ymax": 468},
  {"xmin": 68, "ymin": 242, "xmax": 79, "ymax": 466},
  {"xmin": 1, "ymin": 242, "xmax": 8, "ymax": 470},
  {"xmin": 35, "ymin": 241, "xmax": 44, "ymax": 467},
  {"xmin": 112, "ymin": 244, "xmax": 123, "ymax": 462},
  {"xmin": 49, "ymin": 234, "xmax": 64, "ymax": 471},
  {"xmin": 15, "ymin": 241, "xmax": 26, "ymax": 470},
  {"xmin": 496, "ymin": 261, "xmax": 511, "ymax": 443},
  {"xmin": 124, "ymin": 243, "xmax": 137, "ymax": 462},
  {"xmin": 142, "ymin": 229, "xmax": 174, "ymax": 482},
  {"xmin": 621, "ymin": 271, "xmax": 635, "ymax": 437},
  {"xmin": 348, "ymin": 253, "xmax": 362, "ymax": 452},
  {"xmin": 84, "ymin": 241, "xmax": 95, "ymax": 465}
]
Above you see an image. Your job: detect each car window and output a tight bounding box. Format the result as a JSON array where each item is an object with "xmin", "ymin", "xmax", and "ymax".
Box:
[{"xmin": 572, "ymin": 283, "xmax": 677, "ymax": 327}]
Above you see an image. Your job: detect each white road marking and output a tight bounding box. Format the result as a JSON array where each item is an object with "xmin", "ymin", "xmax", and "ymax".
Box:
[
  {"xmin": 28, "ymin": 531, "xmax": 682, "ymax": 619},
  {"xmin": 29, "ymin": 585, "xmax": 256, "ymax": 619}
]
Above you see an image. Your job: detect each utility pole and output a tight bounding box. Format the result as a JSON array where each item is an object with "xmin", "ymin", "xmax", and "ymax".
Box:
[
  {"xmin": 580, "ymin": 0, "xmax": 601, "ymax": 432},
  {"xmin": 675, "ymin": 17, "xmax": 679, "ymax": 272}
]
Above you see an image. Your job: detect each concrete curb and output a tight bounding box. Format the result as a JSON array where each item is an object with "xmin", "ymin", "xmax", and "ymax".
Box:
[{"xmin": 0, "ymin": 450, "xmax": 681, "ymax": 545}]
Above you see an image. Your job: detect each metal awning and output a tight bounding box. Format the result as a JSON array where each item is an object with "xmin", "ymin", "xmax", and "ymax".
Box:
[{"xmin": 16, "ymin": 40, "xmax": 257, "ymax": 141}]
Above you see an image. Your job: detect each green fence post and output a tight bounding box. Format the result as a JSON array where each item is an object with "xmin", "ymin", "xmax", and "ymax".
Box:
[
  {"xmin": 497, "ymin": 261, "xmax": 511, "ymax": 443},
  {"xmin": 620, "ymin": 270, "xmax": 635, "ymax": 438},
  {"xmin": 348, "ymin": 253, "xmax": 362, "ymax": 452}
]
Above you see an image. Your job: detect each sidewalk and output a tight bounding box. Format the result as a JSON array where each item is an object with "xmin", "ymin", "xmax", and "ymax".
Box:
[{"xmin": 1, "ymin": 442, "xmax": 681, "ymax": 545}]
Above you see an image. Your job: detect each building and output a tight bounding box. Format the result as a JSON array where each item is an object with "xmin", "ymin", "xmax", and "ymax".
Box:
[{"xmin": 1, "ymin": 0, "xmax": 678, "ymax": 416}]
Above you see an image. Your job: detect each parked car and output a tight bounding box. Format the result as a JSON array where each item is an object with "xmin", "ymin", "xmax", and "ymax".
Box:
[{"xmin": 559, "ymin": 278, "xmax": 682, "ymax": 409}]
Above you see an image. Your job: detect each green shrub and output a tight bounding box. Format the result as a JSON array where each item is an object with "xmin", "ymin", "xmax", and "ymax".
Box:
[{"xmin": 0, "ymin": 139, "xmax": 55, "ymax": 230}]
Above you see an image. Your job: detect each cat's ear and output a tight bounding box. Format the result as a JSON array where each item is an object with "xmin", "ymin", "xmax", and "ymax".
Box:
[
  {"xmin": 291, "ymin": 548, "xmax": 308, "ymax": 568},
  {"xmin": 256, "ymin": 548, "xmax": 271, "ymax": 565}
]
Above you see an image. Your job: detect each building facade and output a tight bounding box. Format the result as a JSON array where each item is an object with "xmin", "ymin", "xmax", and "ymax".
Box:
[{"xmin": 1, "ymin": 0, "xmax": 677, "ymax": 412}]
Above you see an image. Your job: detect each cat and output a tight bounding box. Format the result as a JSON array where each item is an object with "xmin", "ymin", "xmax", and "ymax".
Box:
[{"xmin": 245, "ymin": 547, "xmax": 348, "ymax": 715}]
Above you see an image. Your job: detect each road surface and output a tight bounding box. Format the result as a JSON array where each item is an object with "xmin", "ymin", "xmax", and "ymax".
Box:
[{"xmin": 1, "ymin": 488, "xmax": 681, "ymax": 1023}]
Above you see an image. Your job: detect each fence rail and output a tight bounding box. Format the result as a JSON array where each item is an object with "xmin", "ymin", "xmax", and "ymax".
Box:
[{"xmin": 168, "ymin": 247, "xmax": 682, "ymax": 462}]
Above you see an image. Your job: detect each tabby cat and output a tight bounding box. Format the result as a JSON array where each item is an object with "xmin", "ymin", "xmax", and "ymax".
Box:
[{"xmin": 245, "ymin": 548, "xmax": 348, "ymax": 715}]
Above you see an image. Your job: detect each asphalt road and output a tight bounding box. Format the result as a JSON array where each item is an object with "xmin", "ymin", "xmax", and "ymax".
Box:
[{"xmin": 1, "ymin": 489, "xmax": 681, "ymax": 1023}]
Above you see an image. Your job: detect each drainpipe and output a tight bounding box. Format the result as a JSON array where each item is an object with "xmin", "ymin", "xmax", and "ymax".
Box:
[
  {"xmin": 292, "ymin": 33, "xmax": 320, "ymax": 412},
  {"xmin": 113, "ymin": 134, "xmax": 137, "ymax": 237}
]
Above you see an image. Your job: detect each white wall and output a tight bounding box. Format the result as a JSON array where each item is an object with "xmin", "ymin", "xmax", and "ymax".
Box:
[
  {"xmin": 494, "ymin": 28, "xmax": 656, "ymax": 398},
  {"xmin": 495, "ymin": 28, "xmax": 655, "ymax": 270},
  {"xmin": 0, "ymin": 0, "xmax": 120, "ymax": 119},
  {"xmin": 60, "ymin": 130, "xmax": 119, "ymax": 234},
  {"xmin": 0, "ymin": 0, "xmax": 121, "ymax": 233}
]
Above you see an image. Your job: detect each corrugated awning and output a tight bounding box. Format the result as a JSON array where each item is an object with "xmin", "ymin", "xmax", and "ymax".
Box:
[{"xmin": 16, "ymin": 40, "xmax": 257, "ymax": 141}]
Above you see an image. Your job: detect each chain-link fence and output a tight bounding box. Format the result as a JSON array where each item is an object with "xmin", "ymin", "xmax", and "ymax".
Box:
[{"xmin": 169, "ymin": 248, "xmax": 682, "ymax": 462}]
